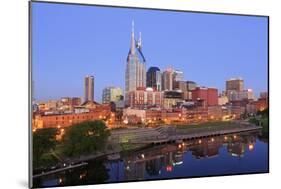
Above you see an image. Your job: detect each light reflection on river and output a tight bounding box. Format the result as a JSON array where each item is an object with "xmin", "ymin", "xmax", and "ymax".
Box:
[{"xmin": 33, "ymin": 131, "xmax": 268, "ymax": 188}]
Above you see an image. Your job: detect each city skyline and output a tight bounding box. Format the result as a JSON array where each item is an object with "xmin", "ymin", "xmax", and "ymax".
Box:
[{"xmin": 32, "ymin": 2, "xmax": 268, "ymax": 102}]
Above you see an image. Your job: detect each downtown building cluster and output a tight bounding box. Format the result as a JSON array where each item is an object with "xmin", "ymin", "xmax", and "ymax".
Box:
[
  {"xmin": 32, "ymin": 22, "xmax": 268, "ymax": 129},
  {"xmin": 119, "ymin": 22, "xmax": 268, "ymax": 125}
]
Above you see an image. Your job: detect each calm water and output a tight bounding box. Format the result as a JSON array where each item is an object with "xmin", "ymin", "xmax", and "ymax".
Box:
[{"xmin": 33, "ymin": 131, "xmax": 268, "ymax": 188}]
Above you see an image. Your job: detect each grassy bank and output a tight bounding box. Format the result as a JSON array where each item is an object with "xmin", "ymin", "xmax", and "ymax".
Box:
[
  {"xmin": 175, "ymin": 121, "xmax": 240, "ymax": 129},
  {"xmin": 174, "ymin": 121, "xmax": 255, "ymax": 135}
]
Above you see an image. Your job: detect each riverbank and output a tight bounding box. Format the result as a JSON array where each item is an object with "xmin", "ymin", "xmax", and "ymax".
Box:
[
  {"xmin": 33, "ymin": 130, "xmax": 268, "ymax": 188},
  {"xmin": 33, "ymin": 142, "xmax": 150, "ymax": 178},
  {"xmin": 132, "ymin": 121, "xmax": 261, "ymax": 144},
  {"xmin": 174, "ymin": 120, "xmax": 257, "ymax": 135},
  {"xmin": 33, "ymin": 120, "xmax": 261, "ymax": 178}
]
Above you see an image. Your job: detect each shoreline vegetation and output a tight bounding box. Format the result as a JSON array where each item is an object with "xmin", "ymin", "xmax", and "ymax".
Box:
[
  {"xmin": 33, "ymin": 119, "xmax": 263, "ymax": 178},
  {"xmin": 248, "ymin": 108, "xmax": 269, "ymax": 141}
]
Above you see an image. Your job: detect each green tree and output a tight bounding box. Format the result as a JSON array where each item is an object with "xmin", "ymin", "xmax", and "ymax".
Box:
[
  {"xmin": 62, "ymin": 120, "xmax": 110, "ymax": 157},
  {"xmin": 249, "ymin": 108, "xmax": 269, "ymax": 139},
  {"xmin": 249, "ymin": 117, "xmax": 259, "ymax": 126},
  {"xmin": 33, "ymin": 128, "xmax": 58, "ymax": 168}
]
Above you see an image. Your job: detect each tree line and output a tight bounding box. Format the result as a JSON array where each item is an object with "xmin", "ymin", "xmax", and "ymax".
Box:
[{"xmin": 33, "ymin": 120, "xmax": 110, "ymax": 170}]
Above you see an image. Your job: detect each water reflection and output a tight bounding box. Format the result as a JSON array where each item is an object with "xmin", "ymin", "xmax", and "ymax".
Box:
[
  {"xmin": 33, "ymin": 131, "xmax": 268, "ymax": 188},
  {"xmin": 33, "ymin": 159, "xmax": 110, "ymax": 187}
]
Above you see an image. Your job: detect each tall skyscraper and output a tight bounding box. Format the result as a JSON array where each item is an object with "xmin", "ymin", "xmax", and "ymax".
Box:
[
  {"xmin": 84, "ymin": 75, "xmax": 94, "ymax": 102},
  {"xmin": 125, "ymin": 21, "xmax": 146, "ymax": 105},
  {"xmin": 102, "ymin": 87, "xmax": 123, "ymax": 104},
  {"xmin": 162, "ymin": 67, "xmax": 174, "ymax": 91},
  {"xmin": 146, "ymin": 67, "xmax": 161, "ymax": 91}
]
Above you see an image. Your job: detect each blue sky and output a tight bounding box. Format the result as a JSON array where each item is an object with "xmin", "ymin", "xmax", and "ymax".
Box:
[{"xmin": 32, "ymin": 2, "xmax": 268, "ymax": 103}]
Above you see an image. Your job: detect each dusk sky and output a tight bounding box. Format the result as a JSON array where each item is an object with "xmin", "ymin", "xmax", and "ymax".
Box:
[{"xmin": 32, "ymin": 2, "xmax": 268, "ymax": 103}]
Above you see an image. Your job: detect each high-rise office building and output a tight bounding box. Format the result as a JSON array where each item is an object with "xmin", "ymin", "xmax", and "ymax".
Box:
[
  {"xmin": 226, "ymin": 78, "xmax": 247, "ymax": 102},
  {"xmin": 226, "ymin": 78, "xmax": 244, "ymax": 91},
  {"xmin": 102, "ymin": 87, "xmax": 123, "ymax": 104},
  {"xmin": 146, "ymin": 67, "xmax": 161, "ymax": 91},
  {"xmin": 125, "ymin": 21, "xmax": 146, "ymax": 105},
  {"xmin": 84, "ymin": 75, "xmax": 94, "ymax": 102},
  {"xmin": 162, "ymin": 67, "xmax": 174, "ymax": 91},
  {"xmin": 173, "ymin": 69, "xmax": 184, "ymax": 82},
  {"xmin": 172, "ymin": 69, "xmax": 184, "ymax": 90}
]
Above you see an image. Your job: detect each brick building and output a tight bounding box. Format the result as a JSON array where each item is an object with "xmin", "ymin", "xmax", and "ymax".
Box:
[
  {"xmin": 191, "ymin": 87, "xmax": 218, "ymax": 107},
  {"xmin": 33, "ymin": 104, "xmax": 111, "ymax": 129}
]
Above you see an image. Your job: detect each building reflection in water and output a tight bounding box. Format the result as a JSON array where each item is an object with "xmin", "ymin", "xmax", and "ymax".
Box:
[
  {"xmin": 121, "ymin": 131, "xmax": 258, "ymax": 180},
  {"xmin": 33, "ymin": 131, "xmax": 259, "ymax": 187}
]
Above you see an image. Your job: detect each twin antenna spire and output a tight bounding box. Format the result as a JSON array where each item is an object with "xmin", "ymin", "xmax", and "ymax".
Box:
[
  {"xmin": 130, "ymin": 20, "xmax": 142, "ymax": 54},
  {"xmin": 129, "ymin": 20, "xmax": 146, "ymax": 62}
]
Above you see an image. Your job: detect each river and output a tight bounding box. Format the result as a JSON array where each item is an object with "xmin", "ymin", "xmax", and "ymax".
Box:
[{"xmin": 33, "ymin": 131, "xmax": 268, "ymax": 188}]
